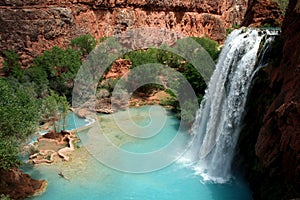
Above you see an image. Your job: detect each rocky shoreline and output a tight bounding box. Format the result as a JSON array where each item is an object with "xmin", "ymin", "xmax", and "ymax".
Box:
[
  {"xmin": 29, "ymin": 130, "xmax": 79, "ymax": 164},
  {"xmin": 0, "ymin": 168, "xmax": 47, "ymax": 200},
  {"xmin": 0, "ymin": 128, "xmax": 88, "ymax": 199}
]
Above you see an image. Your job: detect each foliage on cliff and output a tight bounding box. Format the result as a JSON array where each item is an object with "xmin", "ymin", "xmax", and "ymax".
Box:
[
  {"xmin": 0, "ymin": 33, "xmax": 219, "ymax": 171},
  {"xmin": 42, "ymin": 90, "xmax": 70, "ymax": 132},
  {"xmin": 2, "ymin": 50, "xmax": 23, "ymax": 81},
  {"xmin": 0, "ymin": 78, "xmax": 40, "ymax": 170},
  {"xmin": 71, "ymin": 34, "xmax": 97, "ymax": 56},
  {"xmin": 122, "ymin": 36, "xmax": 219, "ymax": 123},
  {"xmin": 0, "ymin": 36, "xmax": 85, "ymax": 171},
  {"xmin": 3, "ymin": 34, "xmax": 98, "ymax": 100},
  {"xmin": 32, "ymin": 46, "xmax": 82, "ymax": 98}
]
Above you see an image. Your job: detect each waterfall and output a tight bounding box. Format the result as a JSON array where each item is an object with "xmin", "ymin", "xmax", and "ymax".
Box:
[{"xmin": 189, "ymin": 28, "xmax": 280, "ymax": 182}]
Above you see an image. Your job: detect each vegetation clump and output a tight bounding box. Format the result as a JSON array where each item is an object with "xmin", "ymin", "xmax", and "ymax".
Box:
[
  {"xmin": 0, "ymin": 33, "xmax": 220, "ymax": 172},
  {"xmin": 122, "ymin": 36, "xmax": 219, "ymax": 123},
  {"xmin": 0, "ymin": 79, "xmax": 40, "ymax": 170}
]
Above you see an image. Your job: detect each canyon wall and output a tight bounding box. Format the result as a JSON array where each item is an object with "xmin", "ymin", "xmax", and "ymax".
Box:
[
  {"xmin": 238, "ymin": 0, "xmax": 300, "ymax": 199},
  {"xmin": 0, "ymin": 0, "xmax": 282, "ymax": 66},
  {"xmin": 242, "ymin": 0, "xmax": 283, "ymax": 26}
]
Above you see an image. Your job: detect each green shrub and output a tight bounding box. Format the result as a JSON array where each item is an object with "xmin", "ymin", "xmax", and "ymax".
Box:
[
  {"xmin": 0, "ymin": 194, "xmax": 11, "ymax": 200},
  {"xmin": 159, "ymin": 95, "xmax": 178, "ymax": 107},
  {"xmin": 0, "ymin": 132, "xmax": 19, "ymax": 170},
  {"xmin": 71, "ymin": 34, "xmax": 97, "ymax": 56},
  {"xmin": 42, "ymin": 90, "xmax": 69, "ymax": 132},
  {"xmin": 32, "ymin": 46, "xmax": 82, "ymax": 98},
  {"xmin": 183, "ymin": 63, "xmax": 206, "ymax": 101},
  {"xmin": 191, "ymin": 37, "xmax": 220, "ymax": 61},
  {"xmin": 24, "ymin": 66, "xmax": 49, "ymax": 97},
  {"xmin": 124, "ymin": 48, "xmax": 160, "ymax": 69},
  {"xmin": 180, "ymin": 99, "xmax": 199, "ymax": 124},
  {"xmin": 156, "ymin": 49, "xmax": 185, "ymax": 69},
  {"xmin": 99, "ymin": 36, "xmax": 109, "ymax": 43},
  {"xmin": 2, "ymin": 50, "xmax": 24, "ymax": 81},
  {"xmin": 0, "ymin": 78, "xmax": 41, "ymax": 170}
]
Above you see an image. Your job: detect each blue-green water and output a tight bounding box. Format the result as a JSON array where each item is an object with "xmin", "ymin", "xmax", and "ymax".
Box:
[
  {"xmin": 23, "ymin": 106, "xmax": 252, "ymax": 200},
  {"xmin": 29, "ymin": 113, "xmax": 92, "ymax": 144}
]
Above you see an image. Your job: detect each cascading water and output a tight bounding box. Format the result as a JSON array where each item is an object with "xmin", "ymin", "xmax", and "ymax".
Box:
[{"xmin": 189, "ymin": 28, "xmax": 280, "ymax": 182}]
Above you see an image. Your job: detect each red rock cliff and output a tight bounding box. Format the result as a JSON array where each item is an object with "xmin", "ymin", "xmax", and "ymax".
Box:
[
  {"xmin": 256, "ymin": 0, "xmax": 300, "ymax": 196},
  {"xmin": 242, "ymin": 0, "xmax": 283, "ymax": 26},
  {"xmin": 0, "ymin": 0, "xmax": 282, "ymax": 66},
  {"xmin": 237, "ymin": 0, "xmax": 299, "ymax": 199}
]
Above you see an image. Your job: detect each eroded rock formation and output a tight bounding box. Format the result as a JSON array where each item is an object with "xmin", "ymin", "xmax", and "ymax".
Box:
[
  {"xmin": 238, "ymin": 0, "xmax": 300, "ymax": 199},
  {"xmin": 241, "ymin": 0, "xmax": 283, "ymax": 26},
  {"xmin": 0, "ymin": 168, "xmax": 47, "ymax": 200},
  {"xmin": 30, "ymin": 130, "xmax": 78, "ymax": 163},
  {"xmin": 0, "ymin": 0, "xmax": 282, "ymax": 66}
]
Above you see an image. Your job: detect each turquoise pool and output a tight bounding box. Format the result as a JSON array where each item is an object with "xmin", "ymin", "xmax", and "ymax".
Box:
[{"xmin": 23, "ymin": 106, "xmax": 252, "ymax": 200}]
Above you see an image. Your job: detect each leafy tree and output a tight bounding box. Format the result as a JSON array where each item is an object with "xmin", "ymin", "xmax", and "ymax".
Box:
[
  {"xmin": 33, "ymin": 46, "xmax": 81, "ymax": 79},
  {"xmin": 59, "ymin": 95, "xmax": 70, "ymax": 131},
  {"xmin": 124, "ymin": 48, "xmax": 159, "ymax": 69},
  {"xmin": 71, "ymin": 34, "xmax": 97, "ymax": 56},
  {"xmin": 32, "ymin": 46, "xmax": 82, "ymax": 98},
  {"xmin": 0, "ymin": 78, "xmax": 41, "ymax": 139},
  {"xmin": 42, "ymin": 90, "xmax": 70, "ymax": 132},
  {"xmin": 2, "ymin": 50, "xmax": 24, "ymax": 81},
  {"xmin": 0, "ymin": 131, "xmax": 19, "ymax": 170},
  {"xmin": 156, "ymin": 49, "xmax": 186, "ymax": 70},
  {"xmin": 42, "ymin": 90, "xmax": 60, "ymax": 132},
  {"xmin": 182, "ymin": 63, "xmax": 207, "ymax": 101},
  {"xmin": 23, "ymin": 66, "xmax": 49, "ymax": 98},
  {"xmin": 0, "ymin": 78, "xmax": 40, "ymax": 170}
]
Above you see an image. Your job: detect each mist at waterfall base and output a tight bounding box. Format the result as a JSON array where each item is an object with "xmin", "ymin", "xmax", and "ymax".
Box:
[{"xmin": 22, "ymin": 28, "xmax": 278, "ymax": 200}]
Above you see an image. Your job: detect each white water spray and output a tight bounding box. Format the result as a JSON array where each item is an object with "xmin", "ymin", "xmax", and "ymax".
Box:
[{"xmin": 189, "ymin": 28, "xmax": 280, "ymax": 182}]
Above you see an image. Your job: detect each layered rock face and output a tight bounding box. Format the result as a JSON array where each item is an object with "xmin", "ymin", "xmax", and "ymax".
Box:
[
  {"xmin": 0, "ymin": 0, "xmax": 282, "ymax": 66},
  {"xmin": 238, "ymin": 0, "xmax": 300, "ymax": 199}
]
